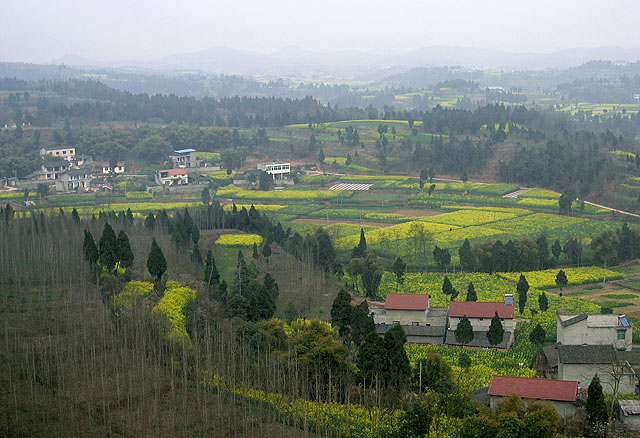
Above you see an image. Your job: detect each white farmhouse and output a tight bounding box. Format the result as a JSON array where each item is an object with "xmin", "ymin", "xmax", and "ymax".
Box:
[
  {"xmin": 257, "ymin": 162, "xmax": 290, "ymax": 180},
  {"xmin": 446, "ymin": 296, "xmax": 515, "ymax": 349},
  {"xmin": 557, "ymin": 313, "xmax": 632, "ymax": 350}
]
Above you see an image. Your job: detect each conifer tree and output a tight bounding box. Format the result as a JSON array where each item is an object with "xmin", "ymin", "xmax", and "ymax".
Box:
[
  {"xmin": 98, "ymin": 223, "xmax": 118, "ymax": 270},
  {"xmin": 585, "ymin": 375, "xmax": 608, "ymax": 437},
  {"xmin": 555, "ymin": 269, "xmax": 568, "ymax": 290},
  {"xmin": 466, "ymin": 282, "xmax": 477, "ymax": 301},
  {"xmin": 538, "ymin": 292, "xmax": 549, "ymax": 312},
  {"xmin": 71, "ymin": 208, "xmax": 80, "ymax": 224},
  {"xmin": 191, "ymin": 241, "xmax": 202, "ymax": 264},
  {"xmin": 331, "ymin": 289, "xmax": 352, "ymax": 337},
  {"xmin": 147, "ymin": 238, "xmax": 167, "ymax": 283},
  {"xmin": 529, "ymin": 324, "xmax": 546, "ymax": 350},
  {"xmin": 442, "ymin": 275, "xmax": 458, "ymax": 301},
  {"xmin": 517, "ymin": 274, "xmax": 529, "ymax": 314},
  {"xmin": 455, "ymin": 315, "xmax": 474, "ymax": 347},
  {"xmin": 144, "ymin": 212, "xmax": 155, "ymax": 230},
  {"xmin": 247, "ymin": 284, "xmax": 275, "ymax": 321},
  {"xmin": 352, "ymin": 228, "xmax": 367, "ymax": 259},
  {"xmin": 116, "ymin": 230, "xmax": 134, "ymax": 268},
  {"xmin": 82, "ymin": 230, "xmax": 99, "ymax": 272},
  {"xmin": 263, "ymin": 273, "xmax": 279, "ymax": 301},
  {"xmin": 487, "ymin": 312, "xmax": 505, "ymax": 348},
  {"xmin": 393, "ymin": 256, "xmax": 406, "ymax": 292},
  {"xmin": 204, "ymin": 249, "xmax": 220, "ymax": 289}
]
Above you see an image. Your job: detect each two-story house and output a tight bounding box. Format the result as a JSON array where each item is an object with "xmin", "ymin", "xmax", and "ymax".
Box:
[
  {"xmin": 544, "ymin": 313, "xmax": 639, "ymax": 393},
  {"xmin": 55, "ymin": 169, "xmax": 93, "ymax": 192},
  {"xmin": 445, "ymin": 295, "xmax": 515, "ymax": 349},
  {"xmin": 40, "ymin": 146, "xmax": 76, "ymax": 160},
  {"xmin": 170, "ymin": 149, "xmax": 200, "ymax": 168},
  {"xmin": 39, "ymin": 160, "xmax": 70, "ymax": 180},
  {"xmin": 371, "ymin": 293, "xmax": 448, "ymax": 344},
  {"xmin": 102, "ymin": 162, "xmax": 126, "ymax": 174},
  {"xmin": 257, "ymin": 162, "xmax": 291, "ymax": 180}
]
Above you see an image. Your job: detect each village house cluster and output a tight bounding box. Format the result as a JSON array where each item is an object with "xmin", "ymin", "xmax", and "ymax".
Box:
[{"xmin": 371, "ymin": 293, "xmax": 640, "ymax": 430}]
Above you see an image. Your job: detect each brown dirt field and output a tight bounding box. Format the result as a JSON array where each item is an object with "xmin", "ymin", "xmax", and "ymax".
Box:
[
  {"xmin": 392, "ymin": 209, "xmax": 444, "ymax": 217},
  {"xmin": 291, "ymin": 217, "xmax": 393, "ymax": 227}
]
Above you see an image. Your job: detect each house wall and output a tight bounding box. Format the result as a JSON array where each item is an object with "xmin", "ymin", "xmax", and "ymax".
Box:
[
  {"xmin": 557, "ymin": 320, "xmax": 632, "ymax": 350},
  {"xmin": 558, "ymin": 363, "xmax": 637, "ymax": 393},
  {"xmin": 450, "ymin": 316, "xmax": 514, "ymax": 332},
  {"xmin": 621, "ymin": 414, "xmax": 640, "ymax": 431},
  {"xmin": 489, "ymin": 396, "xmax": 578, "ymax": 419},
  {"xmin": 42, "ymin": 147, "xmax": 76, "ymax": 158},
  {"xmin": 374, "ymin": 309, "xmax": 428, "ymax": 326},
  {"xmin": 406, "ymin": 335, "xmax": 443, "ymax": 345}
]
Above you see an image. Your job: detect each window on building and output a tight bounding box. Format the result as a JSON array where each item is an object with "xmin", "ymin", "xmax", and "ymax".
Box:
[
  {"xmin": 412, "ymin": 322, "xmax": 419, "ymax": 326},
  {"xmin": 618, "ymin": 331, "xmax": 626, "ymax": 340},
  {"xmin": 392, "ymin": 321, "xmax": 400, "ymax": 325}
]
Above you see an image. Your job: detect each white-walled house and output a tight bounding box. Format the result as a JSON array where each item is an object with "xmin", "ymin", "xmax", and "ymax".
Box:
[
  {"xmin": 155, "ymin": 168, "xmax": 188, "ymax": 186},
  {"xmin": 40, "ymin": 146, "xmax": 76, "ymax": 160},
  {"xmin": 102, "ymin": 162, "xmax": 125, "ymax": 174},
  {"xmin": 257, "ymin": 162, "xmax": 290, "ymax": 180},
  {"xmin": 557, "ymin": 314, "xmax": 632, "ymax": 351},
  {"xmin": 55, "ymin": 169, "xmax": 92, "ymax": 192},
  {"xmin": 446, "ymin": 297, "xmax": 515, "ymax": 349},
  {"xmin": 39, "ymin": 160, "xmax": 70, "ymax": 180},
  {"xmin": 488, "ymin": 376, "xmax": 580, "ymax": 420},
  {"xmin": 170, "ymin": 149, "xmax": 199, "ymax": 168},
  {"xmin": 372, "ymin": 294, "xmax": 447, "ymax": 344}
]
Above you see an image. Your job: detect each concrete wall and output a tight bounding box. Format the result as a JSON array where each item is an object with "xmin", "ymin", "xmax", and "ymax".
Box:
[
  {"xmin": 621, "ymin": 415, "xmax": 640, "ymax": 432},
  {"xmin": 450, "ymin": 316, "xmax": 514, "ymax": 332},
  {"xmin": 374, "ymin": 309, "xmax": 428, "ymax": 326},
  {"xmin": 559, "ymin": 363, "xmax": 637, "ymax": 393},
  {"xmin": 490, "ymin": 396, "xmax": 578, "ymax": 419},
  {"xmin": 558, "ymin": 320, "xmax": 632, "ymax": 350},
  {"xmin": 406, "ymin": 335, "xmax": 443, "ymax": 345}
]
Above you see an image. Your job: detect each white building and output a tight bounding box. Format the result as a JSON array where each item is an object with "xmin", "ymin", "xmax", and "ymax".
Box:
[
  {"xmin": 55, "ymin": 169, "xmax": 92, "ymax": 192},
  {"xmin": 371, "ymin": 294, "xmax": 447, "ymax": 344},
  {"xmin": 102, "ymin": 162, "xmax": 126, "ymax": 175},
  {"xmin": 557, "ymin": 313, "xmax": 632, "ymax": 351},
  {"xmin": 40, "ymin": 146, "xmax": 76, "ymax": 160},
  {"xmin": 257, "ymin": 162, "xmax": 290, "ymax": 180},
  {"xmin": 170, "ymin": 149, "xmax": 199, "ymax": 168},
  {"xmin": 155, "ymin": 168, "xmax": 188, "ymax": 186},
  {"xmin": 39, "ymin": 160, "xmax": 70, "ymax": 180}
]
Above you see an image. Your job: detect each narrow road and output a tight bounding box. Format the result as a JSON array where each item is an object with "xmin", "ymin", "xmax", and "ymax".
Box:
[
  {"xmin": 502, "ymin": 188, "xmax": 531, "ymax": 199},
  {"xmin": 581, "ymin": 200, "xmax": 640, "ymax": 218}
]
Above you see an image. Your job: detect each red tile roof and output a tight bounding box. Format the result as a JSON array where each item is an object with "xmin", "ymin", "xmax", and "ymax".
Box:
[
  {"xmin": 159, "ymin": 169, "xmax": 187, "ymax": 176},
  {"xmin": 384, "ymin": 293, "xmax": 429, "ymax": 311},
  {"xmin": 449, "ymin": 301, "xmax": 514, "ymax": 319},
  {"xmin": 488, "ymin": 376, "xmax": 578, "ymax": 402}
]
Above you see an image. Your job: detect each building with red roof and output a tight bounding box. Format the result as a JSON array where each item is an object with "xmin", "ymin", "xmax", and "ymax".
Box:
[
  {"xmin": 155, "ymin": 168, "xmax": 189, "ymax": 186},
  {"xmin": 371, "ymin": 294, "xmax": 448, "ymax": 345},
  {"xmin": 446, "ymin": 295, "xmax": 515, "ymax": 349},
  {"xmin": 488, "ymin": 375, "xmax": 580, "ymax": 419}
]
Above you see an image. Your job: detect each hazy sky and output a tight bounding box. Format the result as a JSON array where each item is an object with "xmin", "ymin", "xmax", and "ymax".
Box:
[{"xmin": 2, "ymin": 0, "xmax": 639, "ymax": 63}]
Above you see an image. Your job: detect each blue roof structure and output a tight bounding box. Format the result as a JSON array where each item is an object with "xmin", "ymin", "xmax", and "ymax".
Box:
[
  {"xmin": 620, "ymin": 316, "xmax": 630, "ymax": 327},
  {"xmin": 174, "ymin": 148, "xmax": 196, "ymax": 154}
]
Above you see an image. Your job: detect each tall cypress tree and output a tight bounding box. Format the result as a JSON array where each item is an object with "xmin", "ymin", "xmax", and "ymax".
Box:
[
  {"xmin": 466, "ymin": 282, "xmax": 477, "ymax": 301},
  {"xmin": 585, "ymin": 375, "xmax": 608, "ymax": 437},
  {"xmin": 204, "ymin": 249, "xmax": 220, "ymax": 289},
  {"xmin": 331, "ymin": 289, "xmax": 352, "ymax": 337},
  {"xmin": 352, "ymin": 228, "xmax": 367, "ymax": 259},
  {"xmin": 538, "ymin": 292, "xmax": 549, "ymax": 312},
  {"xmin": 487, "ymin": 312, "xmax": 505, "ymax": 348},
  {"xmin": 83, "ymin": 230, "xmax": 99, "ymax": 268},
  {"xmin": 458, "ymin": 238, "xmax": 473, "ymax": 271},
  {"xmin": 116, "ymin": 230, "xmax": 134, "ymax": 268},
  {"xmin": 98, "ymin": 223, "xmax": 118, "ymax": 270},
  {"xmin": 147, "ymin": 238, "xmax": 167, "ymax": 282},
  {"xmin": 144, "ymin": 212, "xmax": 155, "ymax": 230},
  {"xmin": 516, "ymin": 274, "xmax": 529, "ymax": 314},
  {"xmin": 455, "ymin": 315, "xmax": 474, "ymax": 347}
]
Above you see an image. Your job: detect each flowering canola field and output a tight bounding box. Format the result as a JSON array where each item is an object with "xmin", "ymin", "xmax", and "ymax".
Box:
[{"xmin": 215, "ymin": 233, "xmax": 263, "ymax": 247}]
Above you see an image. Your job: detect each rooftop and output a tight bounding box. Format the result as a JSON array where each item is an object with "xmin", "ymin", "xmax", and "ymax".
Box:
[
  {"xmin": 559, "ymin": 314, "xmax": 630, "ymax": 328},
  {"xmin": 450, "ymin": 301, "xmax": 514, "ymax": 319},
  {"xmin": 64, "ymin": 169, "xmax": 93, "ymax": 176},
  {"xmin": 158, "ymin": 169, "xmax": 188, "ymax": 176},
  {"xmin": 557, "ymin": 344, "xmax": 640, "ymax": 364},
  {"xmin": 174, "ymin": 148, "xmax": 197, "ymax": 154},
  {"xmin": 488, "ymin": 376, "xmax": 578, "ymax": 402},
  {"xmin": 43, "ymin": 160, "xmax": 70, "ymax": 168},
  {"xmin": 619, "ymin": 399, "xmax": 640, "ymax": 416},
  {"xmin": 384, "ymin": 293, "xmax": 429, "ymax": 311},
  {"xmin": 376, "ymin": 324, "xmax": 445, "ymax": 337}
]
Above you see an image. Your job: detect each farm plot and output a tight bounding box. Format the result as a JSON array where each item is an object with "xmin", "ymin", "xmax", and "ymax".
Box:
[
  {"xmin": 329, "ymin": 183, "xmax": 372, "ymax": 191},
  {"xmin": 334, "ymin": 221, "xmax": 455, "ymax": 251},
  {"xmin": 497, "ymin": 267, "xmax": 623, "ymax": 290},
  {"xmin": 420, "ymin": 209, "xmax": 524, "ymax": 227},
  {"xmin": 216, "ymin": 185, "xmax": 351, "ymax": 201}
]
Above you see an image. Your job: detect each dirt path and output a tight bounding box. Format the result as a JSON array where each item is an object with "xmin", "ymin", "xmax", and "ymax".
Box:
[
  {"xmin": 292, "ymin": 217, "xmax": 394, "ymax": 227},
  {"xmin": 582, "ymin": 200, "xmax": 640, "ymax": 218}
]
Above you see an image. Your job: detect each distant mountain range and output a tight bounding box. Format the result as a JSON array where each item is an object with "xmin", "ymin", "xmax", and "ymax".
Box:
[{"xmin": 55, "ymin": 45, "xmax": 640, "ymax": 78}]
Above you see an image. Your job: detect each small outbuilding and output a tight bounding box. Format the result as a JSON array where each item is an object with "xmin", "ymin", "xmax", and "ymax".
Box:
[{"xmin": 618, "ymin": 399, "xmax": 640, "ymax": 432}]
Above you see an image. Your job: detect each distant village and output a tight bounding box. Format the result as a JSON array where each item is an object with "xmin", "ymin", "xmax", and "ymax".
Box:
[{"xmin": 1, "ymin": 145, "xmax": 291, "ymax": 195}]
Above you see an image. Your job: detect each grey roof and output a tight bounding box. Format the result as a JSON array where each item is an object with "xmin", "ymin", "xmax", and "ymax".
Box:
[
  {"xmin": 446, "ymin": 330, "xmax": 513, "ymax": 349},
  {"xmin": 558, "ymin": 345, "xmax": 640, "ymax": 364},
  {"xmin": 619, "ymin": 399, "xmax": 640, "ymax": 416},
  {"xmin": 64, "ymin": 169, "xmax": 92, "ymax": 176},
  {"xmin": 543, "ymin": 343, "xmax": 560, "ymax": 368},
  {"xmin": 375, "ymin": 324, "xmax": 446, "ymax": 338},
  {"xmin": 560, "ymin": 314, "xmax": 588, "ymax": 327},
  {"xmin": 174, "ymin": 148, "xmax": 196, "ymax": 154},
  {"xmin": 43, "ymin": 146, "xmax": 74, "ymax": 151},
  {"xmin": 42, "ymin": 160, "xmax": 70, "ymax": 168}
]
